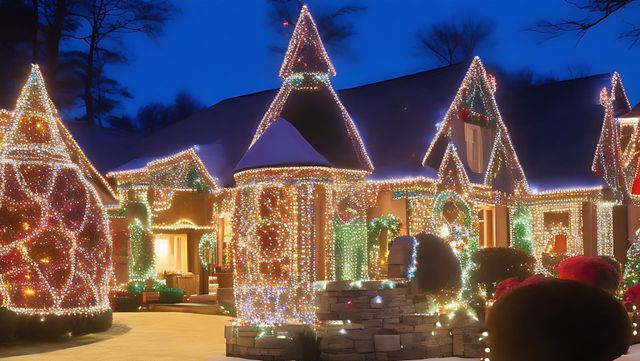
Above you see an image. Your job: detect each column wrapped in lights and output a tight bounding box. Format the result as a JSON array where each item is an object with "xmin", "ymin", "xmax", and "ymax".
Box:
[{"xmin": 0, "ymin": 65, "xmax": 112, "ymax": 326}]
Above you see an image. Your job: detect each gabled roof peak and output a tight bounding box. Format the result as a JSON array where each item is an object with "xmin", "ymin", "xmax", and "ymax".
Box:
[{"xmin": 279, "ymin": 5, "xmax": 336, "ymax": 78}]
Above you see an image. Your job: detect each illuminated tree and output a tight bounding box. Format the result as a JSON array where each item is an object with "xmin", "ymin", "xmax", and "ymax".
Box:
[
  {"xmin": 0, "ymin": 65, "xmax": 112, "ymax": 332},
  {"xmin": 624, "ymin": 234, "xmax": 640, "ymax": 288}
]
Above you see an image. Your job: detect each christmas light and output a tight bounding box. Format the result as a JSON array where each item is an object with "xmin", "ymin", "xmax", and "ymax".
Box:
[
  {"xmin": 0, "ymin": 65, "xmax": 112, "ymax": 317},
  {"xmin": 198, "ymin": 232, "xmax": 217, "ymax": 270}
]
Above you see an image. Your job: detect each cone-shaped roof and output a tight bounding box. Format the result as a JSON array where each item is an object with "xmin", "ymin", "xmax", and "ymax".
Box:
[
  {"xmin": 279, "ymin": 5, "xmax": 336, "ymax": 78},
  {"xmin": 249, "ymin": 6, "xmax": 372, "ymax": 172},
  {"xmin": 1, "ymin": 65, "xmax": 117, "ymax": 204},
  {"xmin": 235, "ymin": 118, "xmax": 330, "ymax": 172},
  {"xmin": 592, "ymin": 97, "xmax": 627, "ymax": 199},
  {"xmin": 2, "ymin": 65, "xmax": 70, "ymax": 162}
]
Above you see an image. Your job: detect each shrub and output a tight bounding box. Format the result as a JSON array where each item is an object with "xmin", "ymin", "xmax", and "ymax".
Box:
[
  {"xmin": 558, "ymin": 256, "xmax": 619, "ymax": 293},
  {"xmin": 540, "ymin": 252, "xmax": 569, "ymax": 276},
  {"xmin": 599, "ymin": 255, "xmax": 622, "ymax": 285},
  {"xmin": 413, "ymin": 233, "xmax": 461, "ymax": 294},
  {"xmin": 493, "ymin": 275, "xmax": 545, "ymax": 300},
  {"xmin": 487, "ymin": 279, "xmax": 631, "ymax": 361},
  {"xmin": 15, "ymin": 310, "xmax": 113, "ymax": 340},
  {"xmin": 0, "ymin": 307, "xmax": 17, "ymax": 342},
  {"xmin": 159, "ymin": 287, "xmax": 185, "ymax": 304},
  {"xmin": 470, "ymin": 247, "xmax": 534, "ymax": 297},
  {"xmin": 112, "ymin": 292, "xmax": 142, "ymax": 312}
]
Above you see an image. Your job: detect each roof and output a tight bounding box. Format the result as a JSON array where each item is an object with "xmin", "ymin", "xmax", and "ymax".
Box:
[
  {"xmin": 102, "ymin": 63, "xmax": 619, "ymax": 190},
  {"xmin": 500, "ymin": 74, "xmax": 611, "ymax": 189},
  {"xmin": 235, "ymin": 118, "xmax": 330, "ymax": 172},
  {"xmin": 623, "ymin": 103, "xmax": 640, "ymax": 118}
]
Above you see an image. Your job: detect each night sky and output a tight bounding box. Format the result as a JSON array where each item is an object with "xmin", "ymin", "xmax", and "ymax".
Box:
[{"xmin": 110, "ymin": 0, "xmax": 639, "ymax": 116}]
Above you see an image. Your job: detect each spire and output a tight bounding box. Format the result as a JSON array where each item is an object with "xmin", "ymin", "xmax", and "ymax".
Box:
[
  {"xmin": 279, "ymin": 5, "xmax": 336, "ymax": 79},
  {"xmin": 422, "ymin": 57, "xmax": 528, "ymax": 192},
  {"xmin": 1, "ymin": 65, "xmax": 70, "ymax": 163},
  {"xmin": 592, "ymin": 97, "xmax": 627, "ymax": 199},
  {"xmin": 611, "ymin": 72, "xmax": 631, "ymax": 117}
]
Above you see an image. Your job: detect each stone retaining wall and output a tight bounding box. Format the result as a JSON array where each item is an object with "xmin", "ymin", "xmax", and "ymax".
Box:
[
  {"xmin": 225, "ymin": 280, "xmax": 483, "ymax": 360},
  {"xmin": 316, "ymin": 281, "xmax": 482, "ymax": 360}
]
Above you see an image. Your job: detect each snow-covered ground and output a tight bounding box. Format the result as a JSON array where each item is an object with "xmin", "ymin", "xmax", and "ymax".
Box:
[{"xmin": 1, "ymin": 312, "xmax": 640, "ymax": 361}]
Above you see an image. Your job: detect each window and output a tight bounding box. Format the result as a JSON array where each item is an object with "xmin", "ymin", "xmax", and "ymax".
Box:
[{"xmin": 464, "ymin": 123, "xmax": 483, "ymax": 173}]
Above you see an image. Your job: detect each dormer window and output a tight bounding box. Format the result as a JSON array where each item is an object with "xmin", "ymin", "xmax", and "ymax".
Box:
[{"xmin": 464, "ymin": 122, "xmax": 483, "ymax": 173}]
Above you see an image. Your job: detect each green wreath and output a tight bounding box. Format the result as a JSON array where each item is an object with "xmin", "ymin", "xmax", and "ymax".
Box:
[{"xmin": 198, "ymin": 233, "xmax": 217, "ymax": 270}]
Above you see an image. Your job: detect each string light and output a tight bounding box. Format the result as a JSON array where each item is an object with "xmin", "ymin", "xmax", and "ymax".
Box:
[
  {"xmin": 0, "ymin": 65, "xmax": 112, "ymax": 317},
  {"xmin": 249, "ymin": 5, "xmax": 373, "ymax": 172},
  {"xmin": 198, "ymin": 233, "xmax": 217, "ymax": 270}
]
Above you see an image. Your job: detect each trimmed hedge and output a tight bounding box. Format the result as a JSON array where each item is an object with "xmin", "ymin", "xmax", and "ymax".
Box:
[
  {"xmin": 471, "ymin": 247, "xmax": 534, "ymax": 297},
  {"xmin": 159, "ymin": 287, "xmax": 185, "ymax": 304},
  {"xmin": 413, "ymin": 233, "xmax": 461, "ymax": 294},
  {"xmin": 15, "ymin": 310, "xmax": 112, "ymax": 340},
  {"xmin": 487, "ymin": 279, "xmax": 630, "ymax": 361},
  {"xmin": 0, "ymin": 307, "xmax": 18, "ymax": 342}
]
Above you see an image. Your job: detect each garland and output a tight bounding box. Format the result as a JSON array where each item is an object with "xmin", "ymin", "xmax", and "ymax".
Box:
[
  {"xmin": 198, "ymin": 233, "xmax": 217, "ymax": 270},
  {"xmin": 431, "ymin": 190, "xmax": 480, "ymax": 302},
  {"xmin": 129, "ymin": 218, "xmax": 156, "ymax": 282},
  {"xmin": 511, "ymin": 204, "xmax": 534, "ymax": 255}
]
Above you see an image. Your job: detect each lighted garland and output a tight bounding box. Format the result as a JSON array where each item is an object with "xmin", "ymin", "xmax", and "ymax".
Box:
[
  {"xmin": 431, "ymin": 190, "xmax": 479, "ymax": 302},
  {"xmin": 198, "ymin": 233, "xmax": 217, "ymax": 270},
  {"xmin": 0, "ymin": 65, "xmax": 112, "ymax": 318},
  {"xmin": 367, "ymin": 214, "xmax": 401, "ymax": 278},
  {"xmin": 511, "ymin": 204, "xmax": 533, "ymax": 255},
  {"xmin": 334, "ymin": 211, "xmax": 368, "ymax": 281},
  {"xmin": 128, "ymin": 218, "xmax": 155, "ymax": 282}
]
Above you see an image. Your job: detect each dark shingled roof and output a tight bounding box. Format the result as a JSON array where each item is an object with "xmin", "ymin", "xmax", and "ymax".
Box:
[
  {"xmin": 623, "ymin": 103, "xmax": 640, "ymax": 118},
  {"xmin": 499, "ymin": 74, "xmax": 610, "ymax": 190},
  {"xmin": 235, "ymin": 118, "xmax": 330, "ymax": 172},
  {"xmin": 72, "ymin": 63, "xmax": 617, "ymax": 190}
]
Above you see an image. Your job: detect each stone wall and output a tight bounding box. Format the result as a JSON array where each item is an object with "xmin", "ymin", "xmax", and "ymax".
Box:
[
  {"xmin": 224, "ymin": 280, "xmax": 483, "ymax": 360},
  {"xmin": 316, "ymin": 280, "xmax": 482, "ymax": 360}
]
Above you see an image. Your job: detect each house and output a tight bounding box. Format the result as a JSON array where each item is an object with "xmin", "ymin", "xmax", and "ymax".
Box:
[{"xmin": 53, "ymin": 6, "xmax": 637, "ymax": 322}]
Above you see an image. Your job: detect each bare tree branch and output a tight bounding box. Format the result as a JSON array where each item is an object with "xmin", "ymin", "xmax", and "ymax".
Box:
[
  {"xmin": 531, "ymin": 0, "xmax": 639, "ymax": 44},
  {"xmin": 416, "ymin": 16, "xmax": 495, "ymax": 66}
]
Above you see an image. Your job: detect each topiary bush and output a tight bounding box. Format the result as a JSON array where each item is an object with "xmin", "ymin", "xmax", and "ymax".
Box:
[
  {"xmin": 493, "ymin": 275, "xmax": 545, "ymax": 300},
  {"xmin": 470, "ymin": 247, "xmax": 534, "ymax": 298},
  {"xmin": 540, "ymin": 252, "xmax": 569, "ymax": 276},
  {"xmin": 413, "ymin": 233, "xmax": 461, "ymax": 295},
  {"xmin": 558, "ymin": 256, "xmax": 620, "ymax": 293},
  {"xmin": 487, "ymin": 279, "xmax": 631, "ymax": 361},
  {"xmin": 159, "ymin": 287, "xmax": 185, "ymax": 304},
  {"xmin": 599, "ymin": 255, "xmax": 622, "ymax": 286},
  {"xmin": 15, "ymin": 310, "xmax": 113, "ymax": 340},
  {"xmin": 0, "ymin": 307, "xmax": 18, "ymax": 342}
]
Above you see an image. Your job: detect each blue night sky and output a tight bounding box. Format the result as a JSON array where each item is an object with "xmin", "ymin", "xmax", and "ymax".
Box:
[{"xmin": 110, "ymin": 0, "xmax": 639, "ymax": 116}]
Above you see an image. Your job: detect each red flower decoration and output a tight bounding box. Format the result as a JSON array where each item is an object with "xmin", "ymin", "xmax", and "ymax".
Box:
[
  {"xmin": 458, "ymin": 107, "xmax": 470, "ymax": 121},
  {"xmin": 624, "ymin": 284, "xmax": 640, "ymax": 307},
  {"xmin": 494, "ymin": 275, "xmax": 546, "ymax": 300},
  {"xmin": 557, "ymin": 256, "xmax": 619, "ymax": 292}
]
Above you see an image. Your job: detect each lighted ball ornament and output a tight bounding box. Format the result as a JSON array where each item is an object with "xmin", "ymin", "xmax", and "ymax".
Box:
[{"xmin": 0, "ymin": 66, "xmax": 112, "ymax": 322}]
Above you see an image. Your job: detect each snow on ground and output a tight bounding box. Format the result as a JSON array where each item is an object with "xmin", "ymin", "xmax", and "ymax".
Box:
[{"xmin": 1, "ymin": 312, "xmax": 640, "ymax": 361}]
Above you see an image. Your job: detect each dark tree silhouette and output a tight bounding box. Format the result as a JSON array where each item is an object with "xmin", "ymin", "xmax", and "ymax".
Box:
[
  {"xmin": 68, "ymin": 0, "xmax": 178, "ymax": 125},
  {"xmin": 0, "ymin": 1, "xmax": 36, "ymax": 109},
  {"xmin": 135, "ymin": 91, "xmax": 203, "ymax": 131},
  {"xmin": 267, "ymin": 0, "xmax": 365, "ymax": 54},
  {"xmin": 417, "ymin": 16, "xmax": 495, "ymax": 66},
  {"xmin": 532, "ymin": 0, "xmax": 640, "ymax": 46}
]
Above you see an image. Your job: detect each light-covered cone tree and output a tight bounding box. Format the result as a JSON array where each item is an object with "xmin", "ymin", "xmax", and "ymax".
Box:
[{"xmin": 0, "ymin": 65, "xmax": 112, "ymax": 335}]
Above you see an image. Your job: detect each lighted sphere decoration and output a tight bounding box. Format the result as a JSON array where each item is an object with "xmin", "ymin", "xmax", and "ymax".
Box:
[{"xmin": 0, "ymin": 66, "xmax": 112, "ymax": 326}]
